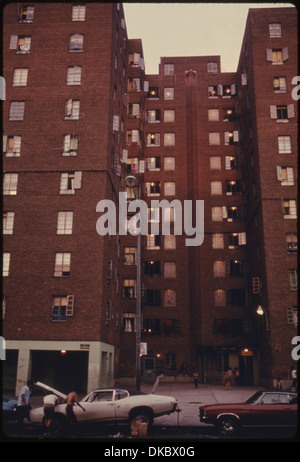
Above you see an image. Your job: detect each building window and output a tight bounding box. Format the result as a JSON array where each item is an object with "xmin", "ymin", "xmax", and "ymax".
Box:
[
  {"xmin": 143, "ymin": 319, "xmax": 160, "ymax": 336},
  {"xmin": 282, "ymin": 199, "xmax": 297, "ymax": 219},
  {"xmin": 164, "ymin": 157, "xmax": 175, "ymax": 171},
  {"xmin": 267, "ymin": 48, "xmax": 288, "ymax": 64},
  {"xmin": 165, "ymin": 352, "xmax": 176, "ymax": 371},
  {"xmin": 146, "ymin": 235, "xmax": 161, "ymax": 250},
  {"xmin": 124, "ymin": 247, "xmax": 136, "ymax": 265},
  {"xmin": 19, "ymin": 5, "xmax": 34, "ymax": 23},
  {"xmin": 273, "ymin": 76, "xmax": 287, "ymax": 92},
  {"xmin": 164, "ymin": 87, "xmax": 174, "ymax": 100},
  {"xmin": 269, "ymin": 23, "xmax": 282, "ymax": 38},
  {"xmin": 147, "ymin": 157, "xmax": 161, "ymax": 171},
  {"xmin": 144, "ymin": 261, "xmax": 161, "ymax": 277},
  {"xmin": 225, "ymin": 155, "xmax": 239, "ymax": 170},
  {"xmin": 3, "ymin": 212, "xmax": 15, "ymax": 235},
  {"xmin": 214, "ymin": 261, "xmax": 225, "ymax": 277},
  {"xmin": 60, "ymin": 171, "xmax": 82, "ymax": 194},
  {"xmin": 164, "ymin": 289, "xmax": 176, "ymax": 307},
  {"xmin": 286, "ymin": 233, "xmax": 298, "ymax": 254},
  {"xmin": 164, "ymin": 319, "xmax": 180, "ymax": 336},
  {"xmin": 126, "ymin": 157, "xmax": 139, "ymax": 174},
  {"xmin": 69, "ymin": 34, "xmax": 83, "ymax": 52},
  {"xmin": 224, "ymin": 131, "xmax": 239, "ymax": 145},
  {"xmin": 128, "ymin": 78, "xmax": 141, "ymax": 92},
  {"xmin": 3, "ymin": 253, "xmax": 10, "ymax": 277},
  {"xmin": 57, "ymin": 211, "xmax": 73, "ymax": 234},
  {"xmin": 63, "ymin": 135, "xmax": 78, "ymax": 156},
  {"xmin": 13, "ymin": 68, "xmax": 28, "ymax": 86},
  {"xmin": 9, "ymin": 102, "xmax": 25, "ymax": 121},
  {"xmin": 223, "ymin": 108, "xmax": 236, "ymax": 122},
  {"xmin": 214, "ymin": 289, "xmax": 226, "ymax": 307},
  {"xmin": 51, "ymin": 295, "xmax": 74, "ymax": 321},
  {"xmin": 164, "ymin": 110, "xmax": 175, "ymax": 123},
  {"xmin": 10, "ymin": 36, "xmax": 31, "ymax": 53},
  {"xmin": 122, "ymin": 279, "xmax": 136, "ymax": 299},
  {"xmin": 147, "ymin": 86, "xmax": 159, "ymax": 99},
  {"xmin": 164, "ymin": 235, "xmax": 176, "ymax": 250},
  {"xmin": 208, "ymin": 85, "xmax": 218, "ymax": 98},
  {"xmin": 3, "ymin": 174, "xmax": 18, "ymax": 195},
  {"xmin": 3, "ymin": 135, "xmax": 21, "ymax": 157},
  {"xmin": 145, "ymin": 181, "xmax": 160, "ymax": 196},
  {"xmin": 287, "ymin": 306, "xmax": 298, "ymax": 328},
  {"xmin": 278, "ymin": 135, "xmax": 292, "ymax": 154},
  {"xmin": 209, "ymin": 132, "xmax": 220, "ymax": 145},
  {"xmin": 67, "ymin": 66, "xmax": 81, "ymax": 85},
  {"xmin": 207, "ymin": 62, "xmax": 218, "ymax": 73},
  {"xmin": 212, "ymin": 233, "xmax": 224, "ymax": 249},
  {"xmin": 65, "ymin": 99, "xmax": 80, "ymax": 120},
  {"xmin": 145, "ymin": 289, "xmax": 161, "ymax": 306},
  {"xmin": 72, "ymin": 4, "xmax": 86, "ymax": 21},
  {"xmin": 147, "ymin": 133, "xmax": 160, "ymax": 147},
  {"xmin": 229, "ymin": 232, "xmax": 246, "ymax": 248},
  {"xmin": 164, "ymin": 182, "xmax": 175, "ymax": 196},
  {"xmin": 228, "ymin": 289, "xmax": 246, "ymax": 306},
  {"xmin": 288, "ymin": 270, "xmax": 298, "ymax": 291},
  {"xmin": 208, "ymin": 109, "xmax": 219, "ymax": 121},
  {"xmin": 164, "ymin": 133, "xmax": 175, "ymax": 146},
  {"xmin": 128, "ymin": 103, "xmax": 140, "ymax": 119},
  {"xmin": 277, "ymin": 166, "xmax": 294, "ymax": 185},
  {"xmin": 147, "ymin": 110, "xmax": 161, "ymax": 123},
  {"xmin": 270, "ymin": 104, "xmax": 295, "ymax": 121},
  {"xmin": 211, "ymin": 207, "xmax": 223, "ymax": 222},
  {"xmin": 164, "ymin": 63, "xmax": 174, "ymax": 75},
  {"xmin": 164, "ymin": 262, "xmax": 176, "ymax": 278},
  {"xmin": 210, "ymin": 157, "xmax": 221, "ymax": 170},
  {"xmin": 226, "ymin": 179, "xmax": 242, "ymax": 195},
  {"xmin": 129, "ymin": 52, "xmax": 141, "ymax": 67},
  {"xmin": 54, "ymin": 253, "xmax": 71, "ymax": 277},
  {"xmin": 122, "ymin": 313, "xmax": 136, "ymax": 332},
  {"xmin": 211, "ymin": 181, "xmax": 222, "ymax": 195}
]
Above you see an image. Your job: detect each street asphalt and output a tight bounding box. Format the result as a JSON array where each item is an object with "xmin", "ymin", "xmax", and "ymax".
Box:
[{"xmin": 140, "ymin": 382, "xmax": 263, "ymax": 427}]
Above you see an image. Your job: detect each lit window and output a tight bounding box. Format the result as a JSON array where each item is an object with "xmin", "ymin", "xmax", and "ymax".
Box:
[
  {"xmin": 214, "ymin": 289, "xmax": 226, "ymax": 306},
  {"xmin": 13, "ymin": 68, "xmax": 28, "ymax": 86},
  {"xmin": 65, "ymin": 99, "xmax": 80, "ymax": 119},
  {"xmin": 210, "ymin": 157, "xmax": 221, "ymax": 170},
  {"xmin": 288, "ymin": 270, "xmax": 298, "ymax": 291},
  {"xmin": 123, "ymin": 313, "xmax": 136, "ymax": 332},
  {"xmin": 209, "ymin": 132, "xmax": 220, "ymax": 146},
  {"xmin": 54, "ymin": 253, "xmax": 71, "ymax": 277},
  {"xmin": 3, "ymin": 174, "xmax": 18, "ymax": 195},
  {"xmin": 122, "ymin": 280, "xmax": 136, "ymax": 299},
  {"xmin": 212, "ymin": 233, "xmax": 224, "ymax": 249},
  {"xmin": 72, "ymin": 4, "xmax": 86, "ymax": 21},
  {"xmin": 273, "ymin": 76, "xmax": 287, "ymax": 92},
  {"xmin": 67, "ymin": 66, "xmax": 81, "ymax": 85},
  {"xmin": 19, "ymin": 5, "xmax": 34, "ymax": 23},
  {"xmin": 207, "ymin": 62, "xmax": 218, "ymax": 73},
  {"xmin": 164, "ymin": 133, "xmax": 175, "ymax": 146},
  {"xmin": 211, "ymin": 181, "xmax": 222, "ymax": 195},
  {"xmin": 278, "ymin": 136, "xmax": 291, "ymax": 153},
  {"xmin": 283, "ymin": 199, "xmax": 297, "ymax": 218},
  {"xmin": 3, "ymin": 212, "xmax": 15, "ymax": 235},
  {"xmin": 164, "ymin": 157, "xmax": 175, "ymax": 171},
  {"xmin": 277, "ymin": 167, "xmax": 294, "ymax": 186},
  {"xmin": 57, "ymin": 211, "xmax": 73, "ymax": 234},
  {"xmin": 164, "ymin": 235, "xmax": 176, "ymax": 250},
  {"xmin": 208, "ymin": 109, "xmax": 219, "ymax": 121},
  {"xmin": 63, "ymin": 135, "xmax": 78, "ymax": 156},
  {"xmin": 164, "ymin": 87, "xmax": 174, "ymax": 100},
  {"xmin": 286, "ymin": 233, "xmax": 298, "ymax": 254},
  {"xmin": 164, "ymin": 262, "xmax": 176, "ymax": 278},
  {"xmin": 3, "ymin": 253, "xmax": 10, "ymax": 277},
  {"xmin": 164, "ymin": 110, "xmax": 175, "ymax": 123},
  {"xmin": 3, "ymin": 136, "xmax": 21, "ymax": 157},
  {"xmin": 164, "ymin": 182, "xmax": 175, "ymax": 196}
]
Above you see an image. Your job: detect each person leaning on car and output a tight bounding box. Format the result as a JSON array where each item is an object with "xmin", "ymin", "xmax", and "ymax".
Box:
[
  {"xmin": 43, "ymin": 394, "xmax": 59, "ymax": 432},
  {"xmin": 65, "ymin": 390, "xmax": 85, "ymax": 424}
]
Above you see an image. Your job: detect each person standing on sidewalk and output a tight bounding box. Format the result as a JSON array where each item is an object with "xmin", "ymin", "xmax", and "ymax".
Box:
[
  {"xmin": 291, "ymin": 366, "xmax": 297, "ymax": 391},
  {"xmin": 16, "ymin": 379, "xmax": 34, "ymax": 427},
  {"xmin": 193, "ymin": 370, "xmax": 199, "ymax": 388}
]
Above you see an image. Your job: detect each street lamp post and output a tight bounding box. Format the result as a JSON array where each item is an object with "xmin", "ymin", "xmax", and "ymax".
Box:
[{"xmin": 125, "ymin": 175, "xmax": 141, "ymax": 391}]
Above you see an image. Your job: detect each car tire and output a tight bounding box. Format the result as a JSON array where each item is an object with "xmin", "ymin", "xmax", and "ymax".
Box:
[
  {"xmin": 52, "ymin": 413, "xmax": 67, "ymax": 435},
  {"xmin": 130, "ymin": 409, "xmax": 154, "ymax": 427},
  {"xmin": 217, "ymin": 416, "xmax": 240, "ymax": 436}
]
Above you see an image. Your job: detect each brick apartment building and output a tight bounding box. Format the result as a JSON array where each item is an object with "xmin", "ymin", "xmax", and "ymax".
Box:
[{"xmin": 2, "ymin": 4, "xmax": 297, "ymax": 394}]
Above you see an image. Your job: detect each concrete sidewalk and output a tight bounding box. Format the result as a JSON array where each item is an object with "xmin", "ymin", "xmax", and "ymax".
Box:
[{"xmin": 141, "ymin": 382, "xmax": 263, "ymax": 427}]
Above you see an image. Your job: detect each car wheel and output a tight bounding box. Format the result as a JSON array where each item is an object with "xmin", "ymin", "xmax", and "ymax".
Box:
[
  {"xmin": 130, "ymin": 409, "xmax": 154, "ymax": 427},
  {"xmin": 217, "ymin": 416, "xmax": 240, "ymax": 436},
  {"xmin": 52, "ymin": 413, "xmax": 67, "ymax": 435}
]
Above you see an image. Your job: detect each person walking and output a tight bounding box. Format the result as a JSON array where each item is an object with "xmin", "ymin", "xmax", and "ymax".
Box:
[
  {"xmin": 16, "ymin": 379, "xmax": 34, "ymax": 427},
  {"xmin": 192, "ymin": 370, "xmax": 199, "ymax": 388},
  {"xmin": 224, "ymin": 368, "xmax": 233, "ymax": 390}
]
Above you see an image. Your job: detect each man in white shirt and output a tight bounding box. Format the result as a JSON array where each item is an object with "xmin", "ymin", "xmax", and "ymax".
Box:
[
  {"xmin": 16, "ymin": 379, "xmax": 34, "ymax": 426},
  {"xmin": 43, "ymin": 394, "xmax": 59, "ymax": 434}
]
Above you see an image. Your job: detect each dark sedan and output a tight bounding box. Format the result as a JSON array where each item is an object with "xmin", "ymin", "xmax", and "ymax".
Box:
[{"xmin": 199, "ymin": 390, "xmax": 297, "ymax": 436}]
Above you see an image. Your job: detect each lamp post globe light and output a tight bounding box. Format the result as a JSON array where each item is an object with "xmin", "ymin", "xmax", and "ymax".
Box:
[{"xmin": 124, "ymin": 175, "xmax": 142, "ymax": 390}]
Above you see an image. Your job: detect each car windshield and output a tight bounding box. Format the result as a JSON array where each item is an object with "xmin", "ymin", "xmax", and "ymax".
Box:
[{"xmin": 246, "ymin": 391, "xmax": 264, "ymax": 404}]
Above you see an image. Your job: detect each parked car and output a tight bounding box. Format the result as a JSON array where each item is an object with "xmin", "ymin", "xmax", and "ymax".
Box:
[
  {"xmin": 30, "ymin": 385, "xmax": 178, "ymax": 430},
  {"xmin": 199, "ymin": 390, "xmax": 297, "ymax": 436},
  {"xmin": 2, "ymin": 397, "xmax": 18, "ymax": 421}
]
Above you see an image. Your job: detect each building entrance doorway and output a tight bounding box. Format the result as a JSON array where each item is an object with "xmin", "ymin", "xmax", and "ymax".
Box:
[
  {"xmin": 31, "ymin": 350, "xmax": 89, "ymax": 394},
  {"xmin": 239, "ymin": 354, "xmax": 254, "ymax": 385},
  {"xmin": 142, "ymin": 357, "xmax": 156, "ymax": 383}
]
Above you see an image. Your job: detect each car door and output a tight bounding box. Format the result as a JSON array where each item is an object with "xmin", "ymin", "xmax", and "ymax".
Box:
[
  {"xmin": 75, "ymin": 390, "xmax": 115, "ymax": 422},
  {"xmin": 250, "ymin": 393, "xmax": 292, "ymax": 426}
]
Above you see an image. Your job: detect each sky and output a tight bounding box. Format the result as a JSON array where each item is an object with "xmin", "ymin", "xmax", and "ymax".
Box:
[{"xmin": 123, "ymin": 2, "xmax": 295, "ymax": 74}]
